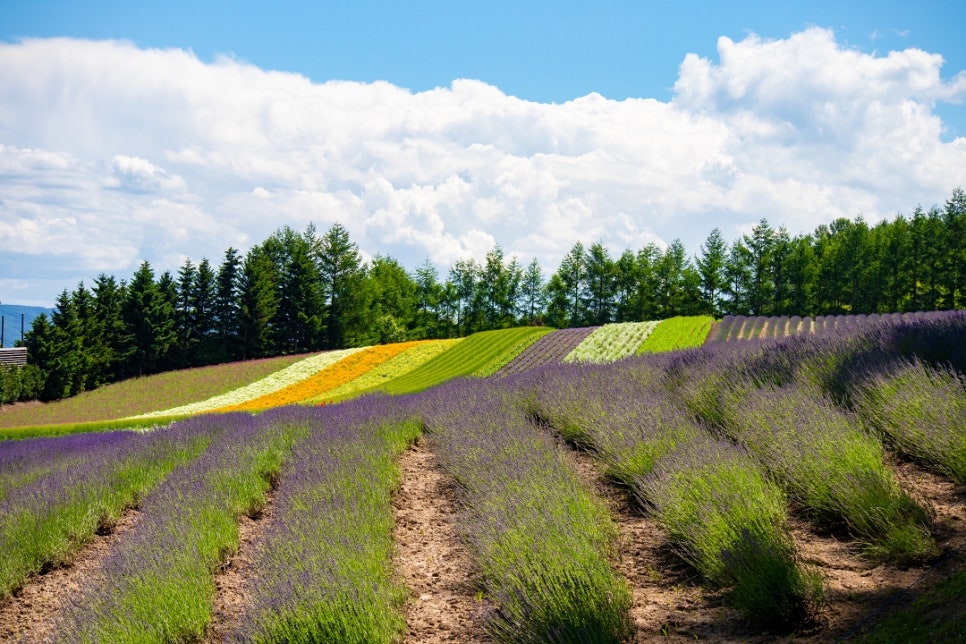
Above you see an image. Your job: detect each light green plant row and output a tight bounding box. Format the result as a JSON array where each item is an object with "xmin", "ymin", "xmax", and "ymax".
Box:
[
  {"xmin": 564, "ymin": 321, "xmax": 658, "ymax": 363},
  {"xmin": 130, "ymin": 348, "xmax": 366, "ymax": 419},
  {"xmin": 637, "ymin": 316, "xmax": 715, "ymax": 354},
  {"xmin": 0, "ymin": 416, "xmax": 187, "ymax": 441},
  {"xmin": 304, "ymin": 339, "xmax": 462, "ymax": 404},
  {"xmin": 472, "ymin": 326, "xmax": 554, "ymax": 377},
  {"xmin": 379, "ymin": 328, "xmax": 545, "ymax": 396}
]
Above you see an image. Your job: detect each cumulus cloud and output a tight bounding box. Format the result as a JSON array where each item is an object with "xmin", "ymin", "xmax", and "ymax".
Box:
[{"xmin": 0, "ymin": 29, "xmax": 964, "ymax": 305}]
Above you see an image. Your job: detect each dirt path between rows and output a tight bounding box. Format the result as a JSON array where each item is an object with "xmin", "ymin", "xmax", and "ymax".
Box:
[
  {"xmin": 563, "ymin": 445, "xmax": 966, "ymax": 643},
  {"xmin": 204, "ymin": 488, "xmax": 277, "ymax": 642},
  {"xmin": 0, "ymin": 508, "xmax": 141, "ymax": 643},
  {"xmin": 393, "ymin": 437, "xmax": 492, "ymax": 643}
]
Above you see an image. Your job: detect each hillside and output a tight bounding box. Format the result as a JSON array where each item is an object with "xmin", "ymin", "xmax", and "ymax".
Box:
[{"xmin": 0, "ymin": 311, "xmax": 962, "ymax": 642}]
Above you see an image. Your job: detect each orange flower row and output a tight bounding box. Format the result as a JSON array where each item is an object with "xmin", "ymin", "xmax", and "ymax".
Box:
[{"xmin": 215, "ymin": 341, "xmax": 427, "ymax": 413}]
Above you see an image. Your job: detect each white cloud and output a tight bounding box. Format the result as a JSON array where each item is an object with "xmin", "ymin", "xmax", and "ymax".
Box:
[{"xmin": 0, "ymin": 30, "xmax": 964, "ymax": 305}]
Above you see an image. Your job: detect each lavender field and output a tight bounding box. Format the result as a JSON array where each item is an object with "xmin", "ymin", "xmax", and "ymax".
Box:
[{"xmin": 1, "ymin": 312, "xmax": 964, "ymax": 642}]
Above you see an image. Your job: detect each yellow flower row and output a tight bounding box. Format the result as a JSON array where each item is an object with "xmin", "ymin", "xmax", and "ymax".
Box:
[
  {"xmin": 215, "ymin": 341, "xmax": 430, "ymax": 412},
  {"xmin": 304, "ymin": 338, "xmax": 462, "ymax": 404}
]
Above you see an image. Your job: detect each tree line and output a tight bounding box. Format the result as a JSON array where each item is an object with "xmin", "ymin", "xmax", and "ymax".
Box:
[{"xmin": 4, "ymin": 188, "xmax": 963, "ymax": 404}]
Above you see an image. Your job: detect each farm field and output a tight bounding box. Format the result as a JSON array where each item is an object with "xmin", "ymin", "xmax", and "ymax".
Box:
[
  {"xmin": 0, "ymin": 311, "xmax": 964, "ymax": 641},
  {"xmin": 706, "ymin": 311, "xmax": 948, "ymax": 343}
]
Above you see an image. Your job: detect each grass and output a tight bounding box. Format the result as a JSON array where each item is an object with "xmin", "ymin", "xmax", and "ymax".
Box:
[
  {"xmin": 636, "ymin": 316, "xmax": 714, "ymax": 354},
  {"xmin": 378, "ymin": 328, "xmax": 549, "ymax": 396},
  {"xmin": 0, "ymin": 353, "xmax": 309, "ymax": 429}
]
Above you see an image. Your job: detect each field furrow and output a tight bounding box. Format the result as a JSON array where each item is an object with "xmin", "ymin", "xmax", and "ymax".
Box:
[{"xmin": 393, "ymin": 439, "xmax": 492, "ymax": 643}]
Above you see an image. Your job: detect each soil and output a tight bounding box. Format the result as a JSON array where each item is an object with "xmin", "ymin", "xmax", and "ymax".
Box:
[
  {"xmin": 204, "ymin": 488, "xmax": 278, "ymax": 643},
  {"xmin": 0, "ymin": 507, "xmax": 141, "ymax": 643},
  {"xmin": 392, "ymin": 436, "xmax": 492, "ymax": 643}
]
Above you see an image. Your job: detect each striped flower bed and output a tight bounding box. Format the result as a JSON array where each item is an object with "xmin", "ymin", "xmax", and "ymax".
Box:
[
  {"xmin": 128, "ymin": 349, "xmax": 365, "ymax": 419},
  {"xmin": 217, "ymin": 341, "xmax": 428, "ymax": 412}
]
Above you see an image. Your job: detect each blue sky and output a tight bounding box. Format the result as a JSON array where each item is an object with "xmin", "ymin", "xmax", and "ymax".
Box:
[{"xmin": 1, "ymin": 1, "xmax": 965, "ymax": 306}]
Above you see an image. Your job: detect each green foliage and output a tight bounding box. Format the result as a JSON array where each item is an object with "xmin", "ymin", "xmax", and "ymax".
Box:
[
  {"xmin": 855, "ymin": 359, "xmax": 966, "ymax": 484},
  {"xmin": 636, "ymin": 316, "xmax": 714, "ymax": 354},
  {"xmin": 379, "ymin": 328, "xmax": 550, "ymax": 395},
  {"xmin": 858, "ymin": 560, "xmax": 966, "ymax": 643}
]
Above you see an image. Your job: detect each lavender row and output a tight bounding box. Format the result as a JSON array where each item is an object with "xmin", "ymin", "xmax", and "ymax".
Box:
[
  {"xmin": 234, "ymin": 398, "xmax": 417, "ymax": 643},
  {"xmin": 0, "ymin": 423, "xmax": 211, "ymax": 599},
  {"xmin": 57, "ymin": 410, "xmax": 307, "ymax": 643},
  {"xmin": 0, "ymin": 431, "xmax": 143, "ymax": 502},
  {"xmin": 855, "ymin": 359, "xmax": 966, "ymax": 484},
  {"xmin": 494, "ymin": 326, "xmax": 596, "ymax": 376},
  {"xmin": 412, "ymin": 379, "xmax": 633, "ymax": 642},
  {"xmin": 723, "ymin": 385, "xmax": 935, "ymax": 561},
  {"xmin": 517, "ymin": 362, "xmax": 820, "ymax": 627}
]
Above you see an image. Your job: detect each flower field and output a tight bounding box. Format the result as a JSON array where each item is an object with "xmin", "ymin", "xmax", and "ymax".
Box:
[
  {"xmin": 1, "ymin": 313, "xmax": 965, "ymax": 640},
  {"xmin": 706, "ymin": 311, "xmax": 946, "ymax": 343}
]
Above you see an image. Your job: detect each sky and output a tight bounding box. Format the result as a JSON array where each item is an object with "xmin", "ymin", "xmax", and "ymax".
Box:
[{"xmin": 1, "ymin": 1, "xmax": 964, "ymax": 307}]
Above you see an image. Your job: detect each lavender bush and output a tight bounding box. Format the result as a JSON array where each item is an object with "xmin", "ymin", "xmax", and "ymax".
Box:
[
  {"xmin": 0, "ymin": 423, "xmax": 210, "ymax": 599},
  {"xmin": 415, "ymin": 380, "xmax": 633, "ymax": 643},
  {"xmin": 639, "ymin": 437, "xmax": 822, "ymax": 627},
  {"xmin": 726, "ymin": 385, "xmax": 936, "ymax": 562},
  {"xmin": 855, "ymin": 359, "xmax": 966, "ymax": 484},
  {"xmin": 59, "ymin": 411, "xmax": 306, "ymax": 643},
  {"xmin": 235, "ymin": 398, "xmax": 416, "ymax": 643}
]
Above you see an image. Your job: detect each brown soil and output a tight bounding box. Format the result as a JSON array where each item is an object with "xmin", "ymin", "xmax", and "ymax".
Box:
[
  {"xmin": 0, "ymin": 508, "xmax": 141, "ymax": 643},
  {"xmin": 204, "ymin": 489, "xmax": 278, "ymax": 643},
  {"xmin": 393, "ymin": 437, "xmax": 492, "ymax": 643},
  {"xmin": 564, "ymin": 447, "xmax": 966, "ymax": 643}
]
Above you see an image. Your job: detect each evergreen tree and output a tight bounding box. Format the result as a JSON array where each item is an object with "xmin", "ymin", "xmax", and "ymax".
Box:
[
  {"xmin": 519, "ymin": 258, "xmax": 546, "ymax": 325},
  {"xmin": 447, "ymin": 258, "xmax": 479, "ymax": 336},
  {"xmin": 723, "ymin": 239, "xmax": 753, "ymax": 315},
  {"xmin": 696, "ymin": 228, "xmax": 728, "ymax": 316},
  {"xmin": 214, "ymin": 247, "xmax": 243, "ymax": 362},
  {"xmin": 583, "ymin": 242, "xmax": 616, "ymax": 325},
  {"xmin": 92, "ymin": 273, "xmax": 131, "ymax": 384},
  {"xmin": 556, "ymin": 242, "xmax": 587, "ymax": 326},
  {"xmin": 123, "ymin": 263, "xmax": 177, "ymax": 377},
  {"xmin": 315, "ymin": 223, "xmax": 363, "ymax": 349},
  {"xmin": 745, "ymin": 219, "xmax": 775, "ymax": 315},
  {"xmin": 238, "ymin": 247, "xmax": 279, "ymax": 360},
  {"xmin": 413, "ymin": 259, "xmax": 447, "ymax": 338}
]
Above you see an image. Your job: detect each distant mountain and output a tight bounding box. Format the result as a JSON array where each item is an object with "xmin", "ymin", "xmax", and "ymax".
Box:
[{"xmin": 0, "ymin": 304, "xmax": 54, "ymax": 347}]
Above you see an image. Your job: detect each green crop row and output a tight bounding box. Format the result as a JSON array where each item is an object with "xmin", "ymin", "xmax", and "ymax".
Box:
[
  {"xmin": 637, "ymin": 316, "xmax": 714, "ymax": 354},
  {"xmin": 378, "ymin": 328, "xmax": 552, "ymax": 396}
]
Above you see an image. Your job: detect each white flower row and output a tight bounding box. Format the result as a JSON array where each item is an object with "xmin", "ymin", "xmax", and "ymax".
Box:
[
  {"xmin": 129, "ymin": 347, "xmax": 367, "ymax": 419},
  {"xmin": 565, "ymin": 321, "xmax": 659, "ymax": 363}
]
